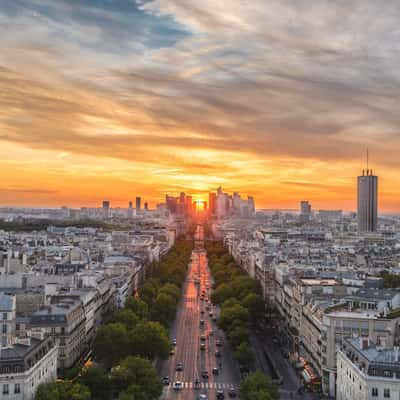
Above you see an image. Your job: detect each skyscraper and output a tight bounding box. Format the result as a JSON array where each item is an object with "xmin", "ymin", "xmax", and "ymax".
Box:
[
  {"xmin": 128, "ymin": 201, "xmax": 133, "ymax": 219},
  {"xmin": 136, "ymin": 197, "xmax": 141, "ymax": 211},
  {"xmin": 209, "ymin": 192, "xmax": 216, "ymax": 215},
  {"xmin": 357, "ymin": 169, "xmax": 378, "ymax": 232},
  {"xmin": 102, "ymin": 201, "xmax": 110, "ymax": 219},
  {"xmin": 300, "ymin": 201, "xmax": 312, "ymax": 223}
]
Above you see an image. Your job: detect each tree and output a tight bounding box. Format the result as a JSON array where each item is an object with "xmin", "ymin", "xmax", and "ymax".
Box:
[
  {"xmin": 219, "ymin": 303, "xmax": 250, "ymax": 332},
  {"xmin": 242, "ymin": 293, "xmax": 265, "ymax": 322},
  {"xmin": 159, "ymin": 283, "xmax": 180, "ymax": 303},
  {"xmin": 227, "ymin": 324, "xmax": 250, "ymax": 348},
  {"xmin": 111, "ymin": 356, "xmax": 162, "ymax": 400},
  {"xmin": 151, "ymin": 293, "xmax": 176, "ymax": 327},
  {"xmin": 234, "ymin": 341, "xmax": 255, "ymax": 370},
  {"xmin": 125, "ymin": 297, "xmax": 149, "ymax": 320},
  {"xmin": 35, "ymin": 382, "xmax": 91, "ymax": 400},
  {"xmin": 239, "ymin": 371, "xmax": 279, "ymax": 400},
  {"xmin": 79, "ymin": 366, "xmax": 111, "ymax": 400},
  {"xmin": 130, "ymin": 321, "xmax": 171, "ymax": 360},
  {"xmin": 93, "ymin": 323, "xmax": 129, "ymax": 369},
  {"xmin": 211, "ymin": 283, "xmax": 234, "ymax": 305},
  {"xmin": 113, "ymin": 309, "xmax": 140, "ymax": 330},
  {"xmin": 139, "ymin": 279, "xmax": 160, "ymax": 307},
  {"xmin": 119, "ymin": 385, "xmax": 148, "ymax": 400}
]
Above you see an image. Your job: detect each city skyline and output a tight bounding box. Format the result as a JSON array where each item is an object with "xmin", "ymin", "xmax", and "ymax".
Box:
[{"xmin": 1, "ymin": 1, "xmax": 400, "ymax": 211}]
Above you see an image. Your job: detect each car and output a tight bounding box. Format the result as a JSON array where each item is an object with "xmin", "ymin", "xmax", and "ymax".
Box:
[
  {"xmin": 209, "ymin": 312, "xmax": 213, "ymax": 317},
  {"xmin": 213, "ymin": 316, "xmax": 217, "ymax": 322},
  {"xmin": 198, "ymin": 395, "xmax": 208, "ymax": 400},
  {"xmin": 200, "ymin": 309, "xmax": 205, "ymax": 314},
  {"xmin": 173, "ymin": 381, "xmax": 183, "ymax": 390},
  {"xmin": 162, "ymin": 376, "xmax": 170, "ymax": 385},
  {"xmin": 201, "ymin": 370, "xmax": 209, "ymax": 379},
  {"xmin": 215, "ymin": 349, "xmax": 222, "ymax": 358},
  {"xmin": 175, "ymin": 362, "xmax": 183, "ymax": 371},
  {"xmin": 216, "ymin": 390, "xmax": 225, "ymax": 399},
  {"xmin": 200, "ymin": 335, "xmax": 206, "ymax": 342},
  {"xmin": 169, "ymin": 348, "xmax": 175, "ymax": 356},
  {"xmin": 228, "ymin": 388, "xmax": 237, "ymax": 398},
  {"xmin": 216, "ymin": 339, "xmax": 223, "ymax": 347},
  {"xmin": 172, "ymin": 338, "xmax": 177, "ymax": 346},
  {"xmin": 212, "ymin": 367, "xmax": 219, "ymax": 375},
  {"xmin": 200, "ymin": 343, "xmax": 206, "ymax": 350},
  {"xmin": 200, "ymin": 320, "xmax": 205, "ymax": 326}
]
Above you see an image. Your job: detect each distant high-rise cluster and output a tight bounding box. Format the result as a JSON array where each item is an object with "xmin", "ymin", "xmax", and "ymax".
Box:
[
  {"xmin": 100, "ymin": 196, "xmax": 150, "ymax": 220},
  {"xmin": 208, "ymin": 187, "xmax": 255, "ymax": 219},
  {"xmin": 165, "ymin": 192, "xmax": 198, "ymax": 216}
]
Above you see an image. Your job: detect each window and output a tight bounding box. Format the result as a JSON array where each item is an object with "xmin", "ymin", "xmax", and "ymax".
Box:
[
  {"xmin": 2, "ymin": 313, "xmax": 7, "ymax": 320},
  {"xmin": 14, "ymin": 384, "xmax": 20, "ymax": 394},
  {"xmin": 372, "ymin": 388, "xmax": 378, "ymax": 397},
  {"xmin": 3, "ymin": 384, "xmax": 9, "ymax": 394},
  {"xmin": 2, "ymin": 324, "xmax": 7, "ymax": 334},
  {"xmin": 384, "ymin": 389, "xmax": 390, "ymax": 398}
]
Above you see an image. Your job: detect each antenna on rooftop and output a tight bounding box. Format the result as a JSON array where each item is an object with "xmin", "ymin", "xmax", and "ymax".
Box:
[{"xmin": 366, "ymin": 148, "xmax": 369, "ymax": 173}]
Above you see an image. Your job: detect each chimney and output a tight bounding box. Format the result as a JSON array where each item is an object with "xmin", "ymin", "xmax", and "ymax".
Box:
[{"xmin": 360, "ymin": 337, "xmax": 369, "ymax": 350}]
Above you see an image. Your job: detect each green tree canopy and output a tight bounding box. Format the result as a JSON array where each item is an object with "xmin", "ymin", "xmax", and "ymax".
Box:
[
  {"xmin": 79, "ymin": 366, "xmax": 111, "ymax": 400},
  {"xmin": 93, "ymin": 323, "xmax": 129, "ymax": 369},
  {"xmin": 125, "ymin": 297, "xmax": 149, "ymax": 320},
  {"xmin": 151, "ymin": 293, "xmax": 176, "ymax": 327},
  {"xmin": 219, "ymin": 303, "xmax": 250, "ymax": 331},
  {"xmin": 111, "ymin": 356, "xmax": 162, "ymax": 400},
  {"xmin": 130, "ymin": 321, "xmax": 171, "ymax": 360},
  {"xmin": 211, "ymin": 283, "xmax": 234, "ymax": 305},
  {"xmin": 234, "ymin": 341, "xmax": 255, "ymax": 370},
  {"xmin": 36, "ymin": 382, "xmax": 91, "ymax": 400},
  {"xmin": 241, "ymin": 293, "xmax": 265, "ymax": 321},
  {"xmin": 113, "ymin": 309, "xmax": 140, "ymax": 330},
  {"xmin": 159, "ymin": 283, "xmax": 180, "ymax": 303},
  {"xmin": 239, "ymin": 371, "xmax": 279, "ymax": 400}
]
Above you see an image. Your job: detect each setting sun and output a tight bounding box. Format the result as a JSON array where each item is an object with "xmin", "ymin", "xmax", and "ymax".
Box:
[{"xmin": 195, "ymin": 201, "xmax": 205, "ymax": 212}]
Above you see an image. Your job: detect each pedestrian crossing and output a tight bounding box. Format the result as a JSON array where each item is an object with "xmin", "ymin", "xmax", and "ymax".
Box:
[{"xmin": 169, "ymin": 382, "xmax": 237, "ymax": 390}]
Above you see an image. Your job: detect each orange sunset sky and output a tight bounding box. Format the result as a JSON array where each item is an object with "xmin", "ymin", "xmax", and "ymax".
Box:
[{"xmin": 0, "ymin": 1, "xmax": 399, "ymax": 212}]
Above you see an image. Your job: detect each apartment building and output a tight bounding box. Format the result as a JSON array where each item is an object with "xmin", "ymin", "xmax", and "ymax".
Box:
[
  {"xmin": 337, "ymin": 338, "xmax": 400, "ymax": 400},
  {"xmin": 30, "ymin": 299, "xmax": 86, "ymax": 370}
]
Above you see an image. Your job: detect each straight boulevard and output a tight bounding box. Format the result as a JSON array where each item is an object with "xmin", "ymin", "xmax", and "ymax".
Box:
[{"xmin": 160, "ymin": 225, "xmax": 240, "ymax": 400}]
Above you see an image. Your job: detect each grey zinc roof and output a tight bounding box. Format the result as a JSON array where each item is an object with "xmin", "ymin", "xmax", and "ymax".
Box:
[{"xmin": 0, "ymin": 292, "xmax": 14, "ymax": 311}]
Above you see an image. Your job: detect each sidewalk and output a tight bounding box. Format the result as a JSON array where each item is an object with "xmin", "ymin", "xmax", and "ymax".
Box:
[{"xmin": 250, "ymin": 333, "xmax": 319, "ymax": 400}]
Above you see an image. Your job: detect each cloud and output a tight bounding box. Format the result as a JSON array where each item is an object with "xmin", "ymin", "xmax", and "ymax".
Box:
[{"xmin": 0, "ymin": 0, "xmax": 400, "ymax": 207}]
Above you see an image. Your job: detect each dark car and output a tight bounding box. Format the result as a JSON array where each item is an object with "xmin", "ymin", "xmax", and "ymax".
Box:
[
  {"xmin": 200, "ymin": 343, "xmax": 206, "ymax": 351},
  {"xmin": 216, "ymin": 339, "xmax": 223, "ymax": 347},
  {"xmin": 201, "ymin": 370, "xmax": 209, "ymax": 379},
  {"xmin": 212, "ymin": 367, "xmax": 219, "ymax": 375},
  {"xmin": 215, "ymin": 349, "xmax": 222, "ymax": 358},
  {"xmin": 175, "ymin": 362, "xmax": 183, "ymax": 371},
  {"xmin": 216, "ymin": 390, "xmax": 225, "ymax": 399},
  {"xmin": 162, "ymin": 376, "xmax": 170, "ymax": 385},
  {"xmin": 228, "ymin": 388, "xmax": 237, "ymax": 398}
]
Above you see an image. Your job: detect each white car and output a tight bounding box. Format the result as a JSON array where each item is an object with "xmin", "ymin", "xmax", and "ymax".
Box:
[
  {"xmin": 173, "ymin": 381, "xmax": 183, "ymax": 390},
  {"xmin": 198, "ymin": 395, "xmax": 208, "ymax": 400}
]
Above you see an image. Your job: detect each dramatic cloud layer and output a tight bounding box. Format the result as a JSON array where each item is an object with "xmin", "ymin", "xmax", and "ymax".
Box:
[{"xmin": 0, "ymin": 0, "xmax": 399, "ymax": 210}]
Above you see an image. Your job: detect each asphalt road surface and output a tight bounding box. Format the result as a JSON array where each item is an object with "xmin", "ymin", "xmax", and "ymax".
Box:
[{"xmin": 160, "ymin": 226, "xmax": 240, "ymax": 400}]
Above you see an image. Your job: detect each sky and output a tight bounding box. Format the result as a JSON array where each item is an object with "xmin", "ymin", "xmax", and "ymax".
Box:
[{"xmin": 1, "ymin": 0, "xmax": 400, "ymax": 211}]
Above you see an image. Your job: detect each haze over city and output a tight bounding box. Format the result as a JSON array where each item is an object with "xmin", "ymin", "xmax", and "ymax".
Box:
[{"xmin": 1, "ymin": 1, "xmax": 400, "ymax": 211}]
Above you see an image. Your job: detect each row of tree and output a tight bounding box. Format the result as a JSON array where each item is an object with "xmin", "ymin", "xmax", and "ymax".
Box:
[
  {"xmin": 36, "ymin": 240, "xmax": 193, "ymax": 400},
  {"xmin": 207, "ymin": 241, "xmax": 279, "ymax": 400}
]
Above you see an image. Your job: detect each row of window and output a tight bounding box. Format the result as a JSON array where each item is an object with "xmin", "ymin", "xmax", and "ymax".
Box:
[
  {"xmin": 372, "ymin": 388, "xmax": 391, "ymax": 398},
  {"xmin": 2, "ymin": 383, "xmax": 20, "ymax": 395}
]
